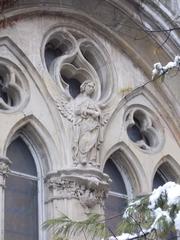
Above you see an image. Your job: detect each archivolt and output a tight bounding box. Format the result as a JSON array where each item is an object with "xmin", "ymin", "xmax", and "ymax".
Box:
[
  {"xmin": 152, "ymin": 155, "xmax": 180, "ymax": 188},
  {"xmin": 102, "ymin": 142, "xmax": 147, "ymax": 196},
  {"xmin": 108, "ymin": 85, "xmax": 180, "ymax": 147},
  {"xmin": 3, "ymin": 115, "xmax": 60, "ymax": 174}
]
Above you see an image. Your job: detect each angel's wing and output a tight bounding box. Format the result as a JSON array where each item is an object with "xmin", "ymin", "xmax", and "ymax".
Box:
[{"xmin": 56, "ymin": 97, "xmax": 74, "ymax": 122}]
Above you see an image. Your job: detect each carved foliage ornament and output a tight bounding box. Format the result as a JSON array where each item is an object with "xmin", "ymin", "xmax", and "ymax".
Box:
[
  {"xmin": 125, "ymin": 106, "xmax": 164, "ymax": 153},
  {"xmin": 46, "ymin": 169, "xmax": 110, "ymax": 210},
  {"xmin": 0, "ymin": 156, "xmax": 11, "ymax": 187}
]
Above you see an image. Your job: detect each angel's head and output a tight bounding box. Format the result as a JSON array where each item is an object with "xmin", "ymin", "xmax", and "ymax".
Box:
[{"xmin": 80, "ymin": 80, "xmax": 95, "ymax": 96}]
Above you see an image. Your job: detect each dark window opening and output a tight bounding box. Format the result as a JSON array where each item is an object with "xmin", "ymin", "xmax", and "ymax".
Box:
[
  {"xmin": 45, "ymin": 42, "xmax": 63, "ymax": 70},
  {"xmin": 5, "ymin": 137, "xmax": 38, "ymax": 240},
  {"xmin": 127, "ymin": 125, "xmax": 142, "ymax": 142},
  {"xmin": 0, "ymin": 76, "xmax": 14, "ymax": 106},
  {"xmin": 104, "ymin": 159, "xmax": 128, "ymax": 232},
  {"xmin": 62, "ymin": 75, "xmax": 81, "ymax": 98}
]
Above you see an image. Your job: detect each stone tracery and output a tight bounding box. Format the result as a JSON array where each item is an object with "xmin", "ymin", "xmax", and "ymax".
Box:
[
  {"xmin": 44, "ymin": 28, "xmax": 114, "ymax": 104},
  {"xmin": 125, "ymin": 106, "xmax": 164, "ymax": 153},
  {"xmin": 45, "ymin": 168, "xmax": 110, "ymax": 210},
  {"xmin": 0, "ymin": 64, "xmax": 28, "ymax": 111}
]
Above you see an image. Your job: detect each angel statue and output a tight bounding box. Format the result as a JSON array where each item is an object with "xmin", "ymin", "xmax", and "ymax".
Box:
[
  {"xmin": 72, "ymin": 80, "xmax": 103, "ymax": 166},
  {"xmin": 56, "ymin": 80, "xmax": 107, "ymax": 167}
]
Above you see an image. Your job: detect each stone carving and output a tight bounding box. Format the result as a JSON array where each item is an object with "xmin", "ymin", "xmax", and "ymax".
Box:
[
  {"xmin": 0, "ymin": 162, "xmax": 9, "ymax": 176},
  {"xmin": 0, "ymin": 157, "xmax": 11, "ymax": 188},
  {"xmin": 72, "ymin": 80, "xmax": 102, "ymax": 166},
  {"xmin": 125, "ymin": 107, "xmax": 164, "ymax": 153},
  {"xmin": 0, "ymin": 157, "xmax": 11, "ymax": 176},
  {"xmin": 45, "ymin": 169, "xmax": 110, "ymax": 210},
  {"xmin": 56, "ymin": 80, "xmax": 109, "ymax": 167},
  {"xmin": 45, "ymin": 29, "xmax": 114, "ymax": 167},
  {"xmin": 48, "ymin": 178, "xmax": 106, "ymax": 208},
  {"xmin": 0, "ymin": 64, "xmax": 29, "ymax": 111},
  {"xmin": 45, "ymin": 29, "xmax": 115, "ymax": 103}
]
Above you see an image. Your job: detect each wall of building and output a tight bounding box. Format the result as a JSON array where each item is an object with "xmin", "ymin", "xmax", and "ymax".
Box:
[{"xmin": 0, "ymin": 1, "xmax": 179, "ymax": 239}]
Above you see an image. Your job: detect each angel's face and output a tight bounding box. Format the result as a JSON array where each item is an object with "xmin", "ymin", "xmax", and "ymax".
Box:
[{"xmin": 85, "ymin": 83, "xmax": 95, "ymax": 96}]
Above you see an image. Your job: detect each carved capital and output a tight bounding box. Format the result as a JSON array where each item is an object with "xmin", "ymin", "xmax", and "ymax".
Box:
[
  {"xmin": 0, "ymin": 156, "xmax": 11, "ymax": 188},
  {"xmin": 45, "ymin": 168, "xmax": 111, "ymax": 210},
  {"xmin": 0, "ymin": 156, "xmax": 11, "ymax": 176}
]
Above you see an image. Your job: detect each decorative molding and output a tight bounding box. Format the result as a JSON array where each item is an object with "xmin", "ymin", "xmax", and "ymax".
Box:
[
  {"xmin": 0, "ymin": 156, "xmax": 11, "ymax": 187},
  {"xmin": 45, "ymin": 168, "xmax": 110, "ymax": 210},
  {"xmin": 43, "ymin": 27, "xmax": 115, "ymax": 105},
  {"xmin": 124, "ymin": 105, "xmax": 164, "ymax": 153},
  {"xmin": 0, "ymin": 156, "xmax": 11, "ymax": 176},
  {"xmin": 0, "ymin": 60, "xmax": 29, "ymax": 112}
]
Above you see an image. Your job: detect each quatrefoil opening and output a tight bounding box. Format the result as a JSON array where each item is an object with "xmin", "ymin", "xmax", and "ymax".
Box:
[
  {"xmin": 0, "ymin": 64, "xmax": 28, "ymax": 111},
  {"xmin": 125, "ymin": 108, "xmax": 164, "ymax": 153}
]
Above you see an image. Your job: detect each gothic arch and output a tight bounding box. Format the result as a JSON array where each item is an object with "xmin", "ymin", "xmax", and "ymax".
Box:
[
  {"xmin": 3, "ymin": 115, "xmax": 60, "ymax": 174},
  {"xmin": 0, "ymin": 37, "xmax": 65, "ymax": 137},
  {"xmin": 151, "ymin": 155, "xmax": 180, "ymax": 190},
  {"xmin": 102, "ymin": 142, "xmax": 147, "ymax": 196},
  {"xmin": 0, "ymin": 36, "xmax": 55, "ymax": 103},
  {"xmin": 108, "ymin": 85, "xmax": 180, "ymax": 147}
]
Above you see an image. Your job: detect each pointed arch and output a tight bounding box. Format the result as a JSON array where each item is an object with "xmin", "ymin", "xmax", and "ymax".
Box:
[
  {"xmin": 3, "ymin": 115, "xmax": 61, "ymax": 174},
  {"xmin": 5, "ymin": 136, "xmax": 39, "ymax": 240},
  {"xmin": 0, "ymin": 36, "xmax": 53, "ymax": 103},
  {"xmin": 103, "ymin": 142, "xmax": 148, "ymax": 231},
  {"xmin": 151, "ymin": 155, "xmax": 180, "ymax": 190},
  {"xmin": 3, "ymin": 116, "xmax": 55, "ymax": 240},
  {"xmin": 102, "ymin": 142, "xmax": 147, "ymax": 196},
  {"xmin": 108, "ymin": 85, "xmax": 180, "ymax": 148},
  {"xmin": 0, "ymin": 36, "xmax": 69, "ymax": 144}
]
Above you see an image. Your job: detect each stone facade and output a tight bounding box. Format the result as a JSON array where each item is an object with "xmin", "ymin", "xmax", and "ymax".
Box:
[{"xmin": 0, "ymin": 1, "xmax": 179, "ymax": 240}]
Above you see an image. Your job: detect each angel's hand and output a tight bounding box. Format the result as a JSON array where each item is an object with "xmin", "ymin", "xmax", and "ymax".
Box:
[{"xmin": 82, "ymin": 111, "xmax": 88, "ymax": 118}]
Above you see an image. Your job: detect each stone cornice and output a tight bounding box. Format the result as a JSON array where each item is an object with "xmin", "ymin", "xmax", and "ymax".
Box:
[{"xmin": 45, "ymin": 168, "xmax": 111, "ymax": 209}]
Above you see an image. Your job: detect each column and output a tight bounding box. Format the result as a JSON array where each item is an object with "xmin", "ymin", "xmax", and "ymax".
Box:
[
  {"xmin": 45, "ymin": 167, "xmax": 110, "ymax": 240},
  {"xmin": 0, "ymin": 156, "xmax": 11, "ymax": 240}
]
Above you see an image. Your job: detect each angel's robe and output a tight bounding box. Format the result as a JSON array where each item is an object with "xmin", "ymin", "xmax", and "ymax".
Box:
[{"xmin": 72, "ymin": 93, "xmax": 102, "ymax": 165}]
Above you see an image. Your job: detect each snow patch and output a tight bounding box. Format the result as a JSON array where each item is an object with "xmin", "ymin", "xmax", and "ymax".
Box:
[
  {"xmin": 109, "ymin": 233, "xmax": 137, "ymax": 240},
  {"xmin": 149, "ymin": 182, "xmax": 180, "ymax": 209},
  {"xmin": 175, "ymin": 211, "xmax": 180, "ymax": 231}
]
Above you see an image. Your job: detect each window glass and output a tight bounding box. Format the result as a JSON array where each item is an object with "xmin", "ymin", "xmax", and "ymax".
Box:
[
  {"xmin": 105, "ymin": 195, "xmax": 127, "ymax": 231},
  {"xmin": 104, "ymin": 160, "xmax": 127, "ymax": 194},
  {"xmin": 7, "ymin": 137, "xmax": 37, "ymax": 176},
  {"xmin": 104, "ymin": 159, "xmax": 128, "ymax": 232},
  {"xmin": 4, "ymin": 175, "xmax": 38, "ymax": 240},
  {"xmin": 153, "ymin": 171, "xmax": 166, "ymax": 189},
  {"xmin": 5, "ymin": 137, "xmax": 38, "ymax": 240}
]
